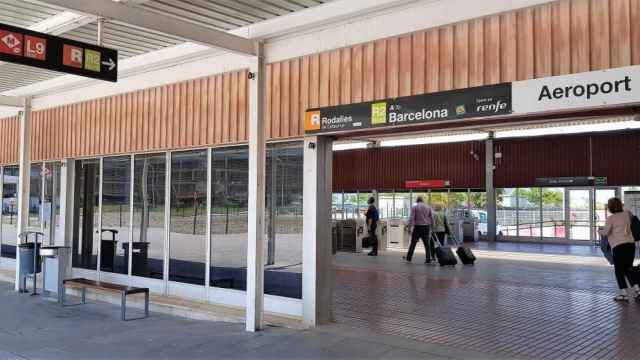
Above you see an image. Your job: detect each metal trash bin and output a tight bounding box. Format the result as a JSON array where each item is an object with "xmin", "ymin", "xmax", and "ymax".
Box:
[
  {"xmin": 18, "ymin": 231, "xmax": 45, "ymax": 294},
  {"xmin": 100, "ymin": 229, "xmax": 118, "ymax": 271},
  {"xmin": 123, "ymin": 242, "xmax": 150, "ymax": 276},
  {"xmin": 18, "ymin": 242, "xmax": 41, "ymax": 275}
]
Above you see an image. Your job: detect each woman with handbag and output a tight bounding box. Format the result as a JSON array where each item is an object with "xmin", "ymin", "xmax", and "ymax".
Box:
[{"xmin": 598, "ymin": 197, "xmax": 640, "ymax": 302}]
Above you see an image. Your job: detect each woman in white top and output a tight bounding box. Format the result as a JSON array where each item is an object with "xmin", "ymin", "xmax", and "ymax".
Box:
[{"xmin": 598, "ymin": 197, "xmax": 639, "ymax": 301}]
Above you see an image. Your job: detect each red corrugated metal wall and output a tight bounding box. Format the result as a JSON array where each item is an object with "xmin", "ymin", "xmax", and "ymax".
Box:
[
  {"xmin": 592, "ymin": 132, "xmax": 640, "ymax": 186},
  {"xmin": 333, "ymin": 141, "xmax": 485, "ymax": 191},
  {"xmin": 493, "ymin": 136, "xmax": 591, "ymax": 188},
  {"xmin": 334, "ymin": 131, "xmax": 640, "ymax": 191}
]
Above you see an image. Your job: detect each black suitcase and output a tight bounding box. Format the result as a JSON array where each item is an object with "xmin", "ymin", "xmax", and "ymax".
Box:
[
  {"xmin": 456, "ymin": 246, "xmax": 476, "ymax": 265},
  {"xmin": 432, "ymin": 232, "xmax": 457, "ymax": 266},
  {"xmin": 435, "ymin": 246, "xmax": 458, "ymax": 266}
]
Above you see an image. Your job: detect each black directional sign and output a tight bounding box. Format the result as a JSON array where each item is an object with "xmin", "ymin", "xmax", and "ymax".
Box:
[
  {"xmin": 0, "ymin": 22, "xmax": 118, "ymax": 82},
  {"xmin": 304, "ymin": 83, "xmax": 511, "ymax": 134}
]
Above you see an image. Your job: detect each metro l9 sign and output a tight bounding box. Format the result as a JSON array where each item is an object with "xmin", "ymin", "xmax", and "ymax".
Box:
[{"xmin": 0, "ymin": 22, "xmax": 118, "ymax": 82}]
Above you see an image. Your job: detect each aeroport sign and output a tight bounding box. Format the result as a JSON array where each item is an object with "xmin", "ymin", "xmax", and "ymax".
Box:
[
  {"xmin": 0, "ymin": 22, "xmax": 118, "ymax": 82},
  {"xmin": 304, "ymin": 65, "xmax": 640, "ymax": 135},
  {"xmin": 512, "ymin": 65, "xmax": 640, "ymax": 114}
]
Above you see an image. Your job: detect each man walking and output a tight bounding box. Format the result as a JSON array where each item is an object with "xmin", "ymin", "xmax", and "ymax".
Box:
[
  {"xmin": 365, "ymin": 197, "xmax": 379, "ymax": 256},
  {"xmin": 404, "ymin": 196, "xmax": 434, "ymax": 263}
]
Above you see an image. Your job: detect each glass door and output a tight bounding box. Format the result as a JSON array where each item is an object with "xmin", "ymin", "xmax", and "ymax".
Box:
[
  {"xmin": 568, "ymin": 189, "xmax": 592, "ymax": 241},
  {"xmin": 594, "ymin": 187, "xmax": 619, "ymax": 240}
]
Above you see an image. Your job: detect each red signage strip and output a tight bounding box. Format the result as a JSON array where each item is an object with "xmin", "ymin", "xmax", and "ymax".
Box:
[
  {"xmin": 0, "ymin": 22, "xmax": 118, "ymax": 82},
  {"xmin": 405, "ymin": 180, "xmax": 451, "ymax": 189}
]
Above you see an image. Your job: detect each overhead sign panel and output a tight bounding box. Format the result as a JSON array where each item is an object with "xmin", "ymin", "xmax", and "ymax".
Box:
[
  {"xmin": 304, "ymin": 83, "xmax": 511, "ymax": 134},
  {"xmin": 534, "ymin": 176, "xmax": 607, "ymax": 187},
  {"xmin": 405, "ymin": 180, "xmax": 451, "ymax": 189},
  {"xmin": 0, "ymin": 22, "xmax": 118, "ymax": 82},
  {"xmin": 512, "ymin": 65, "xmax": 640, "ymax": 114}
]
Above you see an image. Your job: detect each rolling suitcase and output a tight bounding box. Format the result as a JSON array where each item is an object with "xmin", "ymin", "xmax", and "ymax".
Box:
[
  {"xmin": 456, "ymin": 247, "xmax": 476, "ymax": 265},
  {"xmin": 432, "ymin": 232, "xmax": 457, "ymax": 266},
  {"xmin": 449, "ymin": 232, "xmax": 476, "ymax": 265}
]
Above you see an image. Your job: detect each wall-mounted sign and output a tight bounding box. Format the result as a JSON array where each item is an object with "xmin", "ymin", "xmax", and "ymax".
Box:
[
  {"xmin": 304, "ymin": 83, "xmax": 511, "ymax": 134},
  {"xmin": 535, "ymin": 176, "xmax": 607, "ymax": 187},
  {"xmin": 512, "ymin": 65, "xmax": 640, "ymax": 115},
  {"xmin": 405, "ymin": 180, "xmax": 450, "ymax": 189},
  {"xmin": 0, "ymin": 22, "xmax": 118, "ymax": 82}
]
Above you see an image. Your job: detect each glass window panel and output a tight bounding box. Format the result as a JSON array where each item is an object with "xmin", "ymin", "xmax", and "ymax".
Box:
[
  {"xmin": 133, "ymin": 154, "xmax": 166, "ymax": 279},
  {"xmin": 358, "ymin": 192, "xmax": 373, "ymax": 218},
  {"xmin": 343, "ymin": 193, "xmax": 358, "ymax": 219},
  {"xmin": 378, "ymin": 193, "xmax": 393, "ymax": 219},
  {"xmin": 265, "ymin": 143, "xmax": 303, "ymax": 299},
  {"xmin": 43, "ymin": 162, "xmax": 62, "ymax": 246},
  {"xmin": 1, "ymin": 166, "xmax": 19, "ymax": 259},
  {"xmin": 470, "ymin": 192, "xmax": 487, "ymax": 235},
  {"xmin": 101, "ymin": 157, "xmax": 131, "ymax": 274},
  {"xmin": 568, "ymin": 189, "xmax": 591, "ymax": 240},
  {"xmin": 542, "ymin": 188, "xmax": 565, "ymax": 238},
  {"xmin": 429, "ymin": 191, "xmax": 449, "ymax": 210},
  {"xmin": 332, "ymin": 193, "xmax": 343, "ymax": 220},
  {"xmin": 448, "ymin": 191, "xmax": 469, "ymax": 213},
  {"xmin": 393, "ymin": 192, "xmax": 410, "ymax": 218},
  {"xmin": 497, "ymin": 188, "xmax": 517, "ymax": 236},
  {"xmin": 169, "ymin": 150, "xmax": 207, "ymax": 285},
  {"xmin": 517, "ymin": 188, "xmax": 541, "ymax": 237},
  {"xmin": 72, "ymin": 159, "xmax": 100, "ymax": 270},
  {"xmin": 210, "ymin": 147, "xmax": 248, "ymax": 290},
  {"xmin": 28, "ymin": 163, "xmax": 42, "ymax": 228}
]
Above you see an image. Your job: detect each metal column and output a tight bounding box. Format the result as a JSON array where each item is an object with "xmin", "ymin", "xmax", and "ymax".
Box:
[
  {"xmin": 15, "ymin": 98, "xmax": 32, "ymax": 291},
  {"xmin": 485, "ymin": 133, "xmax": 497, "ymax": 242},
  {"xmin": 246, "ymin": 41, "xmax": 266, "ymax": 332}
]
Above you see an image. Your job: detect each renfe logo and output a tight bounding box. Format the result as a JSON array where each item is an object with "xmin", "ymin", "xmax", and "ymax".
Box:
[
  {"xmin": 538, "ymin": 76, "xmax": 632, "ymax": 101},
  {"xmin": 477, "ymin": 100, "xmax": 508, "ymax": 113}
]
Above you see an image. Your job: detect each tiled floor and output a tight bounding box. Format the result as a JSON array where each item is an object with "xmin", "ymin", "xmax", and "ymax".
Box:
[
  {"xmin": 471, "ymin": 241, "xmax": 602, "ymax": 257},
  {"xmin": 0, "ymin": 281, "xmax": 490, "ymax": 360},
  {"xmin": 333, "ymin": 244, "xmax": 640, "ymax": 359}
]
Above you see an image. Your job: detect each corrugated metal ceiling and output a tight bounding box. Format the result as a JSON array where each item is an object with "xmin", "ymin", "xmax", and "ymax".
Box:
[
  {"xmin": 0, "ymin": 0, "xmax": 64, "ymax": 29},
  {"xmin": 0, "ymin": 0, "xmax": 330, "ymax": 93}
]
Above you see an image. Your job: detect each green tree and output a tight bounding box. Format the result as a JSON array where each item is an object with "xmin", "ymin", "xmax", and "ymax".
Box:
[{"xmin": 514, "ymin": 188, "xmax": 563, "ymax": 208}]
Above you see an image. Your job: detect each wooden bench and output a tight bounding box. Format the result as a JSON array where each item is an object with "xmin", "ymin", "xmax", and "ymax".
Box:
[{"xmin": 63, "ymin": 278, "xmax": 149, "ymax": 321}]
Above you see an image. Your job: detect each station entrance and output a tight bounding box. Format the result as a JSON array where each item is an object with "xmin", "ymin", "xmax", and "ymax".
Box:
[{"xmin": 322, "ymin": 126, "xmax": 640, "ymax": 359}]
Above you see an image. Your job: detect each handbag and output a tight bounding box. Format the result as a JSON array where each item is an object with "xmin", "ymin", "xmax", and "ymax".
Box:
[
  {"xmin": 362, "ymin": 236, "xmax": 372, "ymax": 249},
  {"xmin": 629, "ymin": 212, "xmax": 640, "ymax": 241},
  {"xmin": 599, "ymin": 235, "xmax": 613, "ymax": 265}
]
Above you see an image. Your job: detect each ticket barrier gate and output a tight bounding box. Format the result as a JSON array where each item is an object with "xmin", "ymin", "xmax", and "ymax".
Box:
[{"xmin": 386, "ymin": 219, "xmax": 410, "ymax": 250}]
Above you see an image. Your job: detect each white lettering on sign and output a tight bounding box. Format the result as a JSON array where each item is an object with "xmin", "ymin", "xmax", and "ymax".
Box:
[
  {"xmin": 71, "ymin": 48, "xmax": 82, "ymax": 63},
  {"xmin": 476, "ymin": 100, "xmax": 508, "ymax": 113},
  {"xmin": 388, "ymin": 108, "xmax": 448, "ymax": 123},
  {"xmin": 512, "ymin": 65, "xmax": 640, "ymax": 114}
]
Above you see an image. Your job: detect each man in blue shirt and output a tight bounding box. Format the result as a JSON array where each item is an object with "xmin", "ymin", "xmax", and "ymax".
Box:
[{"xmin": 365, "ymin": 197, "xmax": 379, "ymax": 256}]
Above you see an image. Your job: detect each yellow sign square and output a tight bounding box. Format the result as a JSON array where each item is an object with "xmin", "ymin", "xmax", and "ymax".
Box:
[
  {"xmin": 371, "ymin": 102, "xmax": 387, "ymax": 125},
  {"xmin": 84, "ymin": 49, "xmax": 101, "ymax": 72}
]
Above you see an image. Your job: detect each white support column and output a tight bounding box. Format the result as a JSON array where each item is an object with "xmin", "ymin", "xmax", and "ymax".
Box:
[
  {"xmin": 486, "ymin": 133, "xmax": 496, "ymax": 242},
  {"xmin": 246, "ymin": 41, "xmax": 266, "ymax": 332},
  {"xmin": 205, "ymin": 148, "xmax": 212, "ymax": 290},
  {"xmin": 15, "ymin": 98, "xmax": 32, "ymax": 291},
  {"xmin": 302, "ymin": 136, "xmax": 333, "ymax": 327},
  {"xmin": 59, "ymin": 159, "xmax": 75, "ymax": 279}
]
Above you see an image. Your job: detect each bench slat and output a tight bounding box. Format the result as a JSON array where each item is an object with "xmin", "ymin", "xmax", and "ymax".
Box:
[{"xmin": 64, "ymin": 278, "xmax": 146, "ymax": 294}]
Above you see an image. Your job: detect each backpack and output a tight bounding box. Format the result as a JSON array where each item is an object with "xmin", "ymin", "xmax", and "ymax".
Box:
[{"xmin": 630, "ymin": 212, "xmax": 640, "ymax": 241}]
